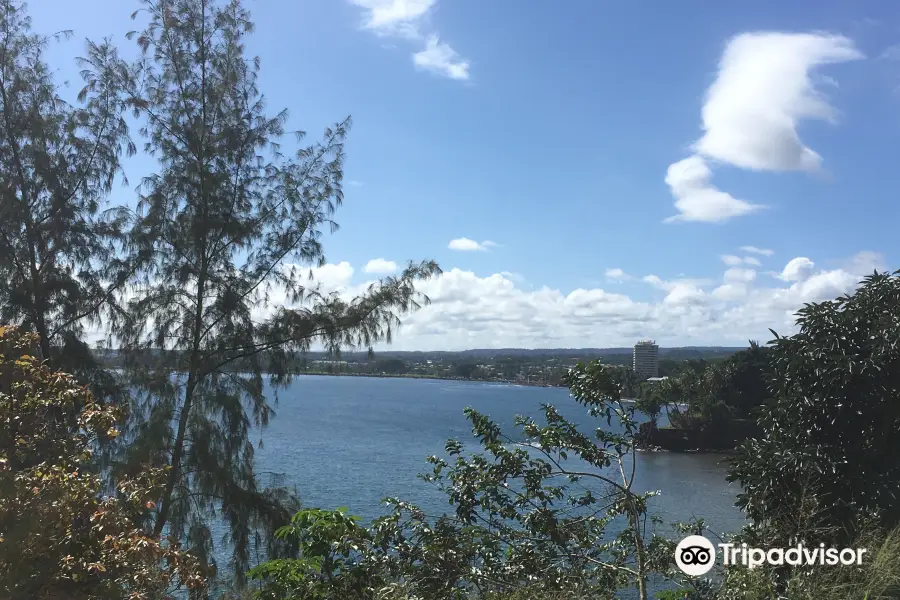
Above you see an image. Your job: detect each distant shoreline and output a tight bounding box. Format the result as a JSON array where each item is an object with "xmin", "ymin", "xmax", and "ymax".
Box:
[
  {"xmin": 103, "ymin": 364, "xmax": 566, "ymax": 387},
  {"xmin": 294, "ymin": 370, "xmax": 565, "ymax": 388}
]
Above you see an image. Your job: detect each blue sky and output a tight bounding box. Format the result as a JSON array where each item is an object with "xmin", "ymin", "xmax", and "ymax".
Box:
[{"xmin": 28, "ymin": 0, "xmax": 900, "ymax": 349}]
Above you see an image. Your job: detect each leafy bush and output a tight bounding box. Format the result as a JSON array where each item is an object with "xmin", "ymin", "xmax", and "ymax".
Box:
[
  {"xmin": 729, "ymin": 271, "xmax": 900, "ymax": 548},
  {"xmin": 0, "ymin": 326, "xmax": 205, "ymax": 599}
]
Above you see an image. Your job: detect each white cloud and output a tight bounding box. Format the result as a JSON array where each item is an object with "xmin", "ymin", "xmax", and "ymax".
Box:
[
  {"xmin": 664, "ymin": 156, "xmax": 763, "ymax": 223},
  {"xmin": 306, "ymin": 261, "xmax": 355, "ymax": 290},
  {"xmin": 665, "ymin": 32, "xmax": 863, "ymax": 223},
  {"xmin": 663, "ymin": 282, "xmax": 707, "ymax": 306},
  {"xmin": 363, "ymin": 250, "xmax": 874, "ymax": 350},
  {"xmin": 642, "ymin": 274, "xmax": 714, "ymax": 307},
  {"xmin": 722, "ymin": 254, "xmax": 762, "ymax": 267},
  {"xmin": 605, "ymin": 268, "xmax": 630, "ymax": 281},
  {"xmin": 348, "ymin": 0, "xmax": 434, "ymax": 37},
  {"xmin": 741, "ymin": 246, "xmax": 775, "ymax": 256},
  {"xmin": 724, "ymin": 267, "xmax": 757, "ymax": 283},
  {"xmin": 643, "ymin": 274, "xmax": 713, "ymax": 293},
  {"xmin": 500, "ymin": 271, "xmax": 525, "ymax": 284},
  {"xmin": 696, "ymin": 32, "xmax": 863, "ymax": 172},
  {"xmin": 777, "ymin": 257, "xmax": 815, "ymax": 282},
  {"xmin": 413, "ymin": 35, "xmax": 470, "ymax": 80},
  {"xmin": 87, "ymin": 252, "xmax": 882, "ymax": 351},
  {"xmin": 364, "ymin": 258, "xmax": 398, "ymax": 274},
  {"xmin": 346, "ymin": 180, "xmax": 364, "ymax": 187},
  {"xmin": 347, "ymin": 0, "xmax": 470, "ymax": 81},
  {"xmin": 643, "ymin": 274, "xmax": 665, "ymax": 288},
  {"xmin": 448, "ymin": 237, "xmax": 498, "ymax": 251},
  {"xmin": 841, "ymin": 250, "xmax": 886, "ymax": 274},
  {"xmin": 712, "ymin": 283, "xmax": 749, "ymax": 301}
]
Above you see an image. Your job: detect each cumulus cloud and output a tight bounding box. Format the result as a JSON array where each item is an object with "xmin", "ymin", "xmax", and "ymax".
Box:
[
  {"xmin": 347, "ymin": 0, "xmax": 470, "ymax": 80},
  {"xmin": 414, "ymin": 35, "xmax": 470, "ymax": 80},
  {"xmin": 643, "ymin": 274, "xmax": 665, "ymax": 288},
  {"xmin": 741, "ymin": 246, "xmax": 774, "ymax": 256},
  {"xmin": 500, "ymin": 271, "xmax": 525, "ymax": 284},
  {"xmin": 642, "ymin": 274, "xmax": 713, "ymax": 307},
  {"xmin": 664, "ymin": 156, "xmax": 763, "ymax": 223},
  {"xmin": 362, "ymin": 251, "xmax": 873, "ymax": 349},
  {"xmin": 89, "ymin": 252, "xmax": 881, "ymax": 351},
  {"xmin": 306, "ymin": 261, "xmax": 356, "ymax": 290},
  {"xmin": 448, "ymin": 237, "xmax": 498, "ymax": 251},
  {"xmin": 605, "ymin": 268, "xmax": 630, "ymax": 282},
  {"xmin": 712, "ymin": 283, "xmax": 749, "ymax": 301},
  {"xmin": 777, "ymin": 257, "xmax": 816, "ymax": 282},
  {"xmin": 724, "ymin": 267, "xmax": 757, "ymax": 283},
  {"xmin": 363, "ymin": 258, "xmax": 398, "ymax": 274},
  {"xmin": 665, "ymin": 32, "xmax": 863, "ymax": 223},
  {"xmin": 663, "ymin": 282, "xmax": 707, "ymax": 306},
  {"xmin": 349, "ymin": 0, "xmax": 433, "ymax": 36},
  {"xmin": 722, "ymin": 255, "xmax": 762, "ymax": 267}
]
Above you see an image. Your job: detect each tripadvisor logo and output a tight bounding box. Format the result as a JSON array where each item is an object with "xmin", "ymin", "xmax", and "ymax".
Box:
[
  {"xmin": 675, "ymin": 535, "xmax": 868, "ymax": 576},
  {"xmin": 675, "ymin": 535, "xmax": 716, "ymax": 576}
]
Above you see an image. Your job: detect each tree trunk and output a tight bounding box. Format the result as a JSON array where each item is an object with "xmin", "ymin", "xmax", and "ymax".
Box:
[{"xmin": 153, "ymin": 269, "xmax": 207, "ymax": 537}]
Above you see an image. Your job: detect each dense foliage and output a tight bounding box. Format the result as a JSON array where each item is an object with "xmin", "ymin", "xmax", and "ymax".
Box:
[
  {"xmin": 0, "ymin": 326, "xmax": 205, "ymax": 599},
  {"xmin": 729, "ymin": 271, "xmax": 900, "ymax": 548},
  {"xmin": 631, "ymin": 343, "xmax": 771, "ymax": 451},
  {"xmin": 0, "ymin": 0, "xmax": 131, "ymax": 400}
]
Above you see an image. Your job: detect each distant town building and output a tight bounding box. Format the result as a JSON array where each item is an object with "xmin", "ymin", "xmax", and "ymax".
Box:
[{"xmin": 633, "ymin": 340, "xmax": 659, "ymax": 378}]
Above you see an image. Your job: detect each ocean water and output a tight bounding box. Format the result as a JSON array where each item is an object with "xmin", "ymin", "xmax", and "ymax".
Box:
[{"xmin": 252, "ymin": 375, "xmax": 746, "ymax": 535}]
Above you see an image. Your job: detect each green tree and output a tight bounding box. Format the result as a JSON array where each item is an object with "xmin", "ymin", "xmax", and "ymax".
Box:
[
  {"xmin": 665, "ymin": 361, "xmax": 734, "ymax": 432},
  {"xmin": 718, "ymin": 340, "xmax": 772, "ymax": 418},
  {"xmin": 653, "ymin": 376, "xmax": 683, "ymax": 423},
  {"xmin": 729, "ymin": 271, "xmax": 900, "ymax": 550},
  {"xmin": 0, "ymin": 326, "xmax": 205, "ymax": 599},
  {"xmin": 249, "ymin": 362, "xmax": 679, "ymax": 600},
  {"xmin": 247, "ymin": 508, "xmax": 382, "ymax": 600},
  {"xmin": 0, "ymin": 0, "xmax": 133, "ymax": 398},
  {"xmin": 617, "ymin": 366, "xmax": 640, "ymax": 398},
  {"xmin": 373, "ymin": 357, "xmax": 406, "ymax": 375},
  {"xmin": 454, "ymin": 361, "xmax": 480, "ymax": 379},
  {"xmin": 635, "ymin": 382, "xmax": 662, "ymax": 428},
  {"xmin": 111, "ymin": 0, "xmax": 439, "ymax": 582}
]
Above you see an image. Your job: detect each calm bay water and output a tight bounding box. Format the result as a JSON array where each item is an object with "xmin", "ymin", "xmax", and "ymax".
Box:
[{"xmin": 252, "ymin": 375, "xmax": 746, "ymax": 535}]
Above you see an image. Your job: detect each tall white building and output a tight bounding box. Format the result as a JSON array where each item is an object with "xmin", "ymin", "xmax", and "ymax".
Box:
[{"xmin": 633, "ymin": 340, "xmax": 659, "ymax": 379}]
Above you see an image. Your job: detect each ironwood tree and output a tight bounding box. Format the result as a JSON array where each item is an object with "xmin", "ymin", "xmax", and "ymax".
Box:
[
  {"xmin": 111, "ymin": 0, "xmax": 440, "ymax": 582},
  {"xmin": 0, "ymin": 0, "xmax": 134, "ymax": 396}
]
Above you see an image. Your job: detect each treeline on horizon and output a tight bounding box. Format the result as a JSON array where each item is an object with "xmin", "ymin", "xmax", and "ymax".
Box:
[
  {"xmin": 94, "ymin": 345, "xmax": 743, "ymax": 361},
  {"xmin": 94, "ymin": 345, "xmax": 740, "ymax": 382},
  {"xmin": 2, "ymin": 0, "xmax": 900, "ymax": 599}
]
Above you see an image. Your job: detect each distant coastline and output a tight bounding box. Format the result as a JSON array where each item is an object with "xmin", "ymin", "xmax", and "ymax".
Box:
[
  {"xmin": 294, "ymin": 370, "xmax": 565, "ymax": 388},
  {"xmin": 103, "ymin": 365, "xmax": 565, "ymax": 387}
]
